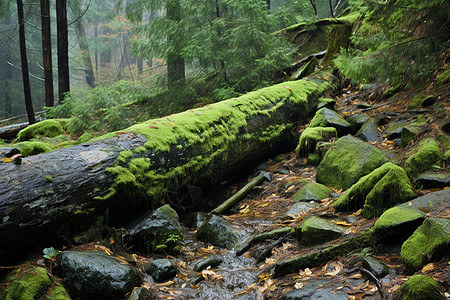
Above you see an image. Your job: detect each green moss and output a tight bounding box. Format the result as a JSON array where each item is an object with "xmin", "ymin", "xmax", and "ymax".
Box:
[
  {"xmin": 401, "ymin": 218, "xmax": 450, "ymax": 272},
  {"xmin": 395, "ymin": 275, "xmax": 442, "ymax": 300},
  {"xmin": 2, "ymin": 267, "xmax": 51, "ymax": 300},
  {"xmin": 445, "ymin": 149, "xmax": 450, "ymax": 165},
  {"xmin": 47, "ymin": 283, "xmax": 70, "ymax": 300},
  {"xmin": 15, "ymin": 141, "xmax": 53, "ymax": 157},
  {"xmin": 292, "ymin": 181, "xmax": 333, "ymax": 202},
  {"xmin": 117, "ymin": 150, "xmax": 133, "ymax": 164},
  {"xmin": 404, "ymin": 138, "xmax": 443, "ymax": 179},
  {"xmin": 17, "ymin": 120, "xmax": 64, "ymax": 142},
  {"xmin": 77, "ymin": 132, "xmax": 94, "ymax": 143},
  {"xmin": 44, "ymin": 175, "xmax": 54, "ymax": 183},
  {"xmin": 296, "ymin": 126, "xmax": 337, "ymax": 156},
  {"xmin": 437, "ymin": 134, "xmax": 450, "ymax": 149},
  {"xmin": 436, "ymin": 67, "xmax": 450, "ymax": 88},
  {"xmin": 301, "ymin": 216, "xmax": 345, "ymax": 245},
  {"xmin": 322, "ymin": 24, "xmax": 352, "ymax": 65},
  {"xmin": 408, "ymin": 94, "xmax": 424, "ymax": 109},
  {"xmin": 333, "ymin": 162, "xmax": 416, "ymax": 218},
  {"xmin": 373, "ymin": 206, "xmax": 424, "ymax": 230}
]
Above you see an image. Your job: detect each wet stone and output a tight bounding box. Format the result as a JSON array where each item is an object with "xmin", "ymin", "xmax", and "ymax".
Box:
[
  {"xmin": 128, "ymin": 287, "xmax": 153, "ymax": 300},
  {"xmin": 193, "ymin": 254, "xmax": 224, "ymax": 272},
  {"xmin": 346, "ymin": 113, "xmax": 370, "ymax": 134},
  {"xmin": 301, "ymin": 216, "xmax": 346, "ymax": 246},
  {"xmin": 196, "ymin": 214, "xmax": 239, "ymax": 250},
  {"xmin": 361, "ymin": 256, "xmax": 390, "ymax": 278},
  {"xmin": 280, "ymin": 280, "xmax": 348, "ymax": 300},
  {"xmin": 144, "ymin": 259, "xmax": 177, "ymax": 282},
  {"xmin": 414, "ymin": 172, "xmax": 450, "ymax": 189},
  {"xmin": 285, "ymin": 202, "xmax": 320, "ymax": 217},
  {"xmin": 356, "ymin": 117, "xmax": 382, "ymax": 142}
]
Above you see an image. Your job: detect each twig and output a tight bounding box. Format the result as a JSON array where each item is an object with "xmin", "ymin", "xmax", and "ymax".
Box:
[{"xmin": 359, "ymin": 267, "xmax": 385, "ymax": 299}]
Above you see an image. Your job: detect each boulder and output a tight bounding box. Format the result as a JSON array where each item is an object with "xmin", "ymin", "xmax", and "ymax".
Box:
[
  {"xmin": 316, "ymin": 135, "xmax": 389, "ymax": 190},
  {"xmin": 128, "ymin": 287, "xmax": 153, "ymax": 300},
  {"xmin": 361, "ymin": 256, "xmax": 390, "ymax": 278},
  {"xmin": 196, "ymin": 214, "xmax": 239, "ymax": 250},
  {"xmin": 394, "ymin": 275, "xmax": 443, "ymax": 300},
  {"xmin": 398, "ymin": 189, "xmax": 450, "ymax": 214},
  {"xmin": 295, "ymin": 127, "xmax": 337, "ymax": 157},
  {"xmin": 292, "ymin": 181, "xmax": 333, "ymax": 203},
  {"xmin": 332, "ymin": 163, "xmax": 416, "ymax": 218},
  {"xmin": 286, "ymin": 202, "xmax": 320, "ymax": 217},
  {"xmin": 317, "ymin": 97, "xmax": 336, "ymax": 110},
  {"xmin": 372, "ymin": 206, "xmax": 425, "ymax": 244},
  {"xmin": 401, "ymin": 218, "xmax": 450, "ymax": 272},
  {"xmin": 144, "ymin": 259, "xmax": 177, "ymax": 282},
  {"xmin": 301, "ymin": 216, "xmax": 346, "ymax": 246},
  {"xmin": 356, "ymin": 117, "xmax": 382, "ymax": 142},
  {"xmin": 403, "ymin": 138, "xmax": 443, "ymax": 178},
  {"xmin": 400, "ymin": 126, "xmax": 421, "ymax": 147},
  {"xmin": 346, "ymin": 113, "xmax": 370, "ymax": 134},
  {"xmin": 309, "ymin": 108, "xmax": 351, "ymax": 136},
  {"xmin": 414, "ymin": 172, "xmax": 450, "ymax": 189},
  {"xmin": 128, "ymin": 204, "xmax": 183, "ymax": 254},
  {"xmin": 56, "ymin": 251, "xmax": 142, "ymax": 300},
  {"xmin": 280, "ymin": 280, "xmax": 348, "ymax": 300}
]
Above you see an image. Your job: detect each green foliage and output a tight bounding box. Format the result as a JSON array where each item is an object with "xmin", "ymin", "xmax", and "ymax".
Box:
[
  {"xmin": 43, "ymin": 247, "xmax": 59, "ymax": 261},
  {"xmin": 155, "ymin": 233, "xmax": 183, "ymax": 253},
  {"xmin": 334, "ymin": 0, "xmax": 449, "ymax": 85}
]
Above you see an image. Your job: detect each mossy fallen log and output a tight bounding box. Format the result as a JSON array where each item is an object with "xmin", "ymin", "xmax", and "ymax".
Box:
[{"xmin": 0, "ymin": 74, "xmax": 335, "ymax": 265}]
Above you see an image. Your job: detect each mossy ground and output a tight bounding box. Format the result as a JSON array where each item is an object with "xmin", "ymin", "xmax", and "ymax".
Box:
[
  {"xmin": 403, "ymin": 138, "xmax": 443, "ymax": 179},
  {"xmin": 394, "ymin": 275, "xmax": 443, "ymax": 300},
  {"xmin": 333, "ymin": 162, "xmax": 416, "ymax": 218},
  {"xmin": 15, "ymin": 141, "xmax": 53, "ymax": 157},
  {"xmin": 1, "ymin": 267, "xmax": 51, "ymax": 300},
  {"xmin": 17, "ymin": 120, "xmax": 64, "ymax": 142}
]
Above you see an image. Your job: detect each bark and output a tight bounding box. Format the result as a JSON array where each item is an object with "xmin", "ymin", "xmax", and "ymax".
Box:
[
  {"xmin": 0, "ymin": 75, "xmax": 335, "ymax": 265},
  {"xmin": 17, "ymin": 0, "xmax": 36, "ymax": 125},
  {"xmin": 41, "ymin": 0, "xmax": 54, "ymax": 107},
  {"xmin": 0, "ymin": 122, "xmax": 29, "ymax": 141},
  {"xmin": 166, "ymin": 0, "xmax": 185, "ymax": 87},
  {"xmin": 56, "ymin": 0, "xmax": 70, "ymax": 102},
  {"xmin": 75, "ymin": 18, "xmax": 96, "ymax": 88}
]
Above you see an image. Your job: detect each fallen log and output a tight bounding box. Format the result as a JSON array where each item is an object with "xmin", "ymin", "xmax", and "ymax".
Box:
[{"xmin": 0, "ymin": 74, "xmax": 335, "ymax": 265}]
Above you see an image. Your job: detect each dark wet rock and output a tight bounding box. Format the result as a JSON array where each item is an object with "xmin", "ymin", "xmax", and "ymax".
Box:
[
  {"xmin": 394, "ymin": 275, "xmax": 444, "ymax": 300},
  {"xmin": 356, "ymin": 117, "xmax": 382, "ymax": 142},
  {"xmin": 0, "ymin": 147, "xmax": 20, "ymax": 159},
  {"xmin": 309, "ymin": 108, "xmax": 351, "ymax": 136},
  {"xmin": 301, "ymin": 216, "xmax": 346, "ymax": 246},
  {"xmin": 399, "ymin": 189, "xmax": 450, "ymax": 214},
  {"xmin": 421, "ymin": 95, "xmax": 437, "ymax": 107},
  {"xmin": 128, "ymin": 287, "xmax": 154, "ymax": 300},
  {"xmin": 128, "ymin": 204, "xmax": 183, "ymax": 254},
  {"xmin": 400, "ymin": 126, "xmax": 421, "ymax": 148},
  {"xmin": 295, "ymin": 127, "xmax": 337, "ymax": 157},
  {"xmin": 403, "ymin": 138, "xmax": 443, "ymax": 179},
  {"xmin": 346, "ymin": 113, "xmax": 370, "ymax": 134},
  {"xmin": 442, "ymin": 121, "xmax": 450, "ymax": 134},
  {"xmin": 401, "ymin": 218, "xmax": 450, "ymax": 272},
  {"xmin": 333, "ymin": 162, "xmax": 416, "ymax": 218},
  {"xmin": 185, "ymin": 212, "xmax": 209, "ymax": 228},
  {"xmin": 361, "ymin": 256, "xmax": 390, "ymax": 278},
  {"xmin": 56, "ymin": 251, "xmax": 142, "ymax": 300},
  {"xmin": 384, "ymin": 118, "xmax": 410, "ymax": 140},
  {"xmin": 286, "ymin": 202, "xmax": 320, "ymax": 217},
  {"xmin": 144, "ymin": 259, "xmax": 177, "ymax": 282},
  {"xmin": 317, "ymin": 97, "xmax": 336, "ymax": 110},
  {"xmin": 193, "ymin": 254, "xmax": 224, "ymax": 272},
  {"xmin": 372, "ymin": 206, "xmax": 425, "ymax": 244},
  {"xmin": 316, "ymin": 135, "xmax": 389, "ymax": 190},
  {"xmin": 197, "ymin": 214, "xmax": 239, "ymax": 250},
  {"xmin": 292, "ymin": 181, "xmax": 333, "ymax": 203},
  {"xmin": 280, "ymin": 280, "xmax": 348, "ymax": 300},
  {"xmin": 414, "ymin": 172, "xmax": 450, "ymax": 188}
]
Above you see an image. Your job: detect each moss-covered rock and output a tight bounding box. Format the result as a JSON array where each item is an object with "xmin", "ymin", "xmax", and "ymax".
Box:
[
  {"xmin": 301, "ymin": 216, "xmax": 346, "ymax": 246},
  {"xmin": 316, "ymin": 135, "xmax": 389, "ymax": 190},
  {"xmin": 356, "ymin": 117, "xmax": 382, "ymax": 142},
  {"xmin": 295, "ymin": 126, "xmax": 337, "ymax": 157},
  {"xmin": 414, "ymin": 172, "xmax": 450, "ymax": 189},
  {"xmin": 333, "ymin": 162, "xmax": 416, "ymax": 218},
  {"xmin": 197, "ymin": 214, "xmax": 239, "ymax": 250},
  {"xmin": 286, "ymin": 202, "xmax": 320, "ymax": 217},
  {"xmin": 372, "ymin": 206, "xmax": 424, "ymax": 244},
  {"xmin": 128, "ymin": 204, "xmax": 183, "ymax": 254},
  {"xmin": 76, "ymin": 132, "xmax": 94, "ymax": 143},
  {"xmin": 400, "ymin": 126, "xmax": 422, "ymax": 148},
  {"xmin": 436, "ymin": 67, "xmax": 450, "ymax": 88},
  {"xmin": 317, "ymin": 97, "xmax": 336, "ymax": 110},
  {"xmin": 445, "ymin": 149, "xmax": 450, "ymax": 165},
  {"xmin": 292, "ymin": 181, "xmax": 333, "ymax": 202},
  {"xmin": 403, "ymin": 138, "xmax": 443, "ymax": 179},
  {"xmin": 1, "ymin": 266, "xmax": 51, "ymax": 300},
  {"xmin": 309, "ymin": 108, "xmax": 351, "ymax": 136},
  {"xmin": 401, "ymin": 218, "xmax": 450, "ymax": 272},
  {"xmin": 346, "ymin": 113, "xmax": 370, "ymax": 134},
  {"xmin": 394, "ymin": 275, "xmax": 443, "ymax": 300},
  {"xmin": 47, "ymin": 283, "xmax": 71, "ymax": 300},
  {"xmin": 17, "ymin": 120, "xmax": 64, "ymax": 142},
  {"xmin": 398, "ymin": 189, "xmax": 449, "ymax": 214},
  {"xmin": 296, "ymin": 56, "xmax": 318, "ymax": 79},
  {"xmin": 15, "ymin": 141, "xmax": 53, "ymax": 157}
]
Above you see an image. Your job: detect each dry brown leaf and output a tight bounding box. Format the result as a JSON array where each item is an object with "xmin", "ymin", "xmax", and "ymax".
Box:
[
  {"xmin": 152, "ymin": 280, "xmax": 174, "ymax": 287},
  {"xmin": 421, "ymin": 262, "xmax": 435, "ymax": 272},
  {"xmin": 324, "ymin": 261, "xmax": 343, "ymax": 276},
  {"xmin": 332, "ymin": 220, "xmax": 353, "ymax": 227},
  {"xmin": 294, "ymin": 282, "xmax": 304, "ymax": 289}
]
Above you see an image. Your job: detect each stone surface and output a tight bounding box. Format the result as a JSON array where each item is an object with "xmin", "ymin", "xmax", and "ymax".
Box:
[
  {"xmin": 356, "ymin": 117, "xmax": 382, "ymax": 142},
  {"xmin": 144, "ymin": 259, "xmax": 177, "ymax": 282},
  {"xmin": 399, "ymin": 189, "xmax": 450, "ymax": 214},
  {"xmin": 128, "ymin": 287, "xmax": 153, "ymax": 300},
  {"xmin": 316, "ymin": 135, "xmax": 389, "ymax": 190},
  {"xmin": 196, "ymin": 214, "xmax": 239, "ymax": 249},
  {"xmin": 301, "ymin": 216, "xmax": 346, "ymax": 246},
  {"xmin": 128, "ymin": 204, "xmax": 183, "ymax": 254},
  {"xmin": 361, "ymin": 256, "xmax": 390, "ymax": 278},
  {"xmin": 193, "ymin": 254, "xmax": 224, "ymax": 272},
  {"xmin": 292, "ymin": 181, "xmax": 333, "ymax": 202},
  {"xmin": 286, "ymin": 202, "xmax": 320, "ymax": 217},
  {"xmin": 280, "ymin": 280, "xmax": 348, "ymax": 300},
  {"xmin": 56, "ymin": 251, "xmax": 142, "ymax": 300},
  {"xmin": 414, "ymin": 172, "xmax": 450, "ymax": 189},
  {"xmin": 346, "ymin": 113, "xmax": 370, "ymax": 134},
  {"xmin": 309, "ymin": 108, "xmax": 351, "ymax": 136}
]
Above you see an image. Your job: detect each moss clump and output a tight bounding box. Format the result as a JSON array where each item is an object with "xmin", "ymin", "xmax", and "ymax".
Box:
[
  {"xmin": 436, "ymin": 67, "xmax": 450, "ymax": 88},
  {"xmin": 292, "ymin": 181, "xmax": 333, "ymax": 202},
  {"xmin": 322, "ymin": 24, "xmax": 352, "ymax": 65},
  {"xmin": 44, "ymin": 175, "xmax": 54, "ymax": 183},
  {"xmin": 296, "ymin": 126, "xmax": 337, "ymax": 157},
  {"xmin": 403, "ymin": 138, "xmax": 443, "ymax": 179},
  {"xmin": 301, "ymin": 216, "xmax": 346, "ymax": 245},
  {"xmin": 76, "ymin": 132, "xmax": 94, "ymax": 143},
  {"xmin": 316, "ymin": 135, "xmax": 389, "ymax": 190},
  {"xmin": 401, "ymin": 218, "xmax": 450, "ymax": 272},
  {"xmin": 394, "ymin": 275, "xmax": 443, "ymax": 300},
  {"xmin": 309, "ymin": 108, "xmax": 351, "ymax": 135},
  {"xmin": 373, "ymin": 206, "xmax": 424, "ymax": 230},
  {"xmin": 47, "ymin": 283, "xmax": 71, "ymax": 300},
  {"xmin": 445, "ymin": 149, "xmax": 450, "ymax": 165},
  {"xmin": 15, "ymin": 141, "xmax": 53, "ymax": 157},
  {"xmin": 2, "ymin": 267, "xmax": 51, "ymax": 300},
  {"xmin": 296, "ymin": 57, "xmax": 318, "ymax": 79},
  {"xmin": 407, "ymin": 94, "xmax": 424, "ymax": 109},
  {"xmin": 333, "ymin": 162, "xmax": 416, "ymax": 218},
  {"xmin": 17, "ymin": 120, "xmax": 64, "ymax": 142}
]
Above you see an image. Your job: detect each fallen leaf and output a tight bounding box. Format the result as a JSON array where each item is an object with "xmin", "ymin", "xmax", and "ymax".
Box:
[
  {"xmin": 353, "ymin": 209, "xmax": 362, "ymax": 216},
  {"xmin": 2, "ymin": 157, "xmax": 12, "ymax": 163},
  {"xmin": 421, "ymin": 263, "xmax": 435, "ymax": 272},
  {"xmin": 294, "ymin": 282, "xmax": 304, "ymax": 289},
  {"xmin": 148, "ymin": 125, "xmax": 159, "ymax": 129},
  {"xmin": 331, "ymin": 220, "xmax": 353, "ymax": 226},
  {"xmin": 324, "ymin": 261, "xmax": 343, "ymax": 276}
]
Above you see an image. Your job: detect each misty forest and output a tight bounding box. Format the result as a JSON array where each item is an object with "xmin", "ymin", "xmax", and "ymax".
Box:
[{"xmin": 0, "ymin": 0, "xmax": 449, "ymax": 299}]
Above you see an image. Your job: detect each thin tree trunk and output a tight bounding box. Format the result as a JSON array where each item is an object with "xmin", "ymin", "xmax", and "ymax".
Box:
[
  {"xmin": 56, "ymin": 0, "xmax": 70, "ymax": 102},
  {"xmin": 310, "ymin": 0, "xmax": 318, "ymax": 15},
  {"xmin": 17, "ymin": 0, "xmax": 36, "ymax": 124},
  {"xmin": 166, "ymin": 0, "xmax": 185, "ymax": 88},
  {"xmin": 75, "ymin": 18, "xmax": 96, "ymax": 88},
  {"xmin": 329, "ymin": 0, "xmax": 335, "ymax": 17},
  {"xmin": 4, "ymin": 13, "xmax": 12, "ymax": 117},
  {"xmin": 40, "ymin": 0, "xmax": 54, "ymax": 107},
  {"xmin": 266, "ymin": 0, "xmax": 270, "ymax": 10}
]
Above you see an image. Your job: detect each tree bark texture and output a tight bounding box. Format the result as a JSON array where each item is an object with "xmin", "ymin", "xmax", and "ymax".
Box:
[
  {"xmin": 40, "ymin": 0, "xmax": 54, "ymax": 107},
  {"xmin": 166, "ymin": 0, "xmax": 185, "ymax": 87},
  {"xmin": 17, "ymin": 0, "xmax": 36, "ymax": 125},
  {"xmin": 0, "ymin": 75, "xmax": 335, "ymax": 265},
  {"xmin": 56, "ymin": 0, "xmax": 70, "ymax": 102},
  {"xmin": 75, "ymin": 18, "xmax": 96, "ymax": 88}
]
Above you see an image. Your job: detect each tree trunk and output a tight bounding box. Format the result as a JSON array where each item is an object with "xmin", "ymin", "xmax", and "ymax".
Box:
[
  {"xmin": 310, "ymin": 0, "xmax": 318, "ymax": 15},
  {"xmin": 0, "ymin": 75, "xmax": 335, "ymax": 265},
  {"xmin": 40, "ymin": 0, "xmax": 54, "ymax": 107},
  {"xmin": 17, "ymin": 0, "xmax": 36, "ymax": 125},
  {"xmin": 56, "ymin": 0, "xmax": 70, "ymax": 102},
  {"xmin": 75, "ymin": 18, "xmax": 96, "ymax": 88},
  {"xmin": 166, "ymin": 0, "xmax": 185, "ymax": 87}
]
